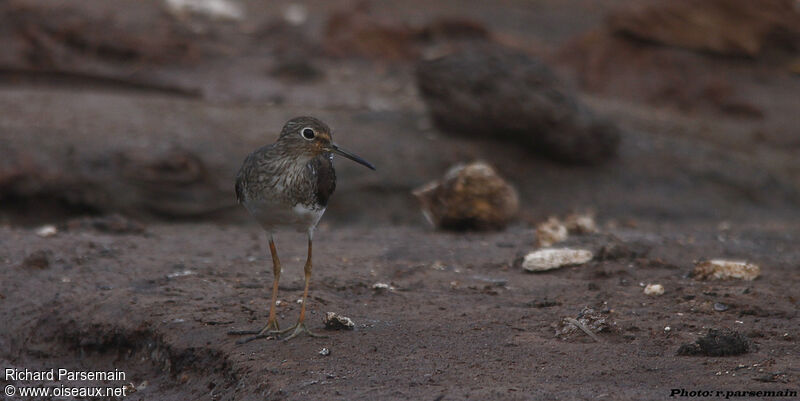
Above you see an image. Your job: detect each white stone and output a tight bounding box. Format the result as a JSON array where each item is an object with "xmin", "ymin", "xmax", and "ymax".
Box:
[
  {"xmin": 693, "ymin": 260, "xmax": 761, "ymax": 281},
  {"xmin": 164, "ymin": 0, "xmax": 243, "ymax": 20},
  {"xmin": 522, "ymin": 248, "xmax": 593, "ymax": 272},
  {"xmin": 644, "ymin": 284, "xmax": 664, "ymax": 296},
  {"xmin": 35, "ymin": 225, "xmax": 57, "ymax": 237},
  {"xmin": 536, "ymin": 217, "xmax": 568, "ymax": 247}
]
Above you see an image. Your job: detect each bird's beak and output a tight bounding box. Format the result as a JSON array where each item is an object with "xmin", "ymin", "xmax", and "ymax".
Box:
[{"xmin": 330, "ymin": 143, "xmax": 376, "ymax": 170}]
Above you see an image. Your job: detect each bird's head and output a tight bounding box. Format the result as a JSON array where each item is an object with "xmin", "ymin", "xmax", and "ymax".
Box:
[{"xmin": 278, "ymin": 116, "xmax": 375, "ymax": 170}]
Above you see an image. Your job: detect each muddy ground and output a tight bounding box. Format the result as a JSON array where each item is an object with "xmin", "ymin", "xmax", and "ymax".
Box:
[
  {"xmin": 1, "ymin": 222, "xmax": 798, "ymax": 400},
  {"xmin": 1, "ymin": 0, "xmax": 799, "ymax": 400}
]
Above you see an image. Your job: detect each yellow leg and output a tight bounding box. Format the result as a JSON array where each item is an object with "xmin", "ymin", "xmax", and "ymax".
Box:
[
  {"xmin": 265, "ymin": 237, "xmax": 281, "ymax": 331},
  {"xmin": 229, "ymin": 235, "xmax": 283, "ymax": 344},
  {"xmin": 283, "ymin": 234, "xmax": 327, "ymax": 340}
]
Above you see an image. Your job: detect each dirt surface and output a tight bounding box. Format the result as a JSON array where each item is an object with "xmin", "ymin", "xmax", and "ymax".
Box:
[
  {"xmin": 1, "ymin": 222, "xmax": 798, "ymax": 400},
  {"xmin": 1, "ymin": 0, "xmax": 799, "ymax": 399}
]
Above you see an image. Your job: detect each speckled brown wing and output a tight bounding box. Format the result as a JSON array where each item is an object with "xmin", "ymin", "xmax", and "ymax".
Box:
[
  {"xmin": 311, "ymin": 153, "xmax": 336, "ymax": 207},
  {"xmin": 235, "ymin": 151, "xmax": 258, "ymax": 204},
  {"xmin": 235, "ymin": 169, "xmax": 245, "ymax": 204}
]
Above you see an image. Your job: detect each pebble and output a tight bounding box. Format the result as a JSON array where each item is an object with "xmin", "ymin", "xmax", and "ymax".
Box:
[
  {"xmin": 323, "ymin": 312, "xmax": 355, "ymax": 330},
  {"xmin": 693, "ymin": 260, "xmax": 760, "ymax": 281},
  {"xmin": 536, "ymin": 217, "xmax": 569, "ymax": 247},
  {"xmin": 35, "ymin": 225, "xmax": 57, "ymax": 237},
  {"xmin": 644, "ymin": 284, "xmax": 664, "ymax": 296},
  {"xmin": 522, "ymin": 248, "xmax": 593, "ymax": 272}
]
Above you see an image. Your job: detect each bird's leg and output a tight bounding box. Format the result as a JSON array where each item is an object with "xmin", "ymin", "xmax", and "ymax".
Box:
[
  {"xmin": 228, "ymin": 235, "xmax": 283, "ymax": 343},
  {"xmin": 265, "ymin": 237, "xmax": 282, "ymax": 331},
  {"xmin": 282, "ymin": 234, "xmax": 327, "ymax": 340}
]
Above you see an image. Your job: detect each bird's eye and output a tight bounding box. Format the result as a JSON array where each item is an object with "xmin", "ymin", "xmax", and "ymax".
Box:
[{"xmin": 301, "ymin": 127, "xmax": 315, "ymax": 140}]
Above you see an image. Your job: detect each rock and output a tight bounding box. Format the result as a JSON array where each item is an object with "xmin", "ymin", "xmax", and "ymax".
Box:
[
  {"xmin": 372, "ymin": 282, "xmax": 394, "ymax": 292},
  {"xmin": 564, "ymin": 213, "xmax": 598, "ymax": 234},
  {"xmin": 20, "ymin": 250, "xmax": 52, "ymax": 269},
  {"xmin": 0, "ymin": 0, "xmax": 200, "ymax": 70},
  {"xmin": 677, "ymin": 329, "xmax": 751, "ymax": 356},
  {"xmin": 318, "ymin": 347, "xmax": 330, "ymax": 356},
  {"xmin": 323, "ymin": 2, "xmax": 419, "ymax": 60},
  {"xmin": 413, "ymin": 161, "xmax": 519, "ymax": 231},
  {"xmin": 556, "ymin": 307, "xmax": 613, "ymax": 341},
  {"xmin": 163, "ymin": 0, "xmax": 244, "ymax": 21},
  {"xmin": 536, "ymin": 217, "xmax": 568, "ymax": 247},
  {"xmin": 693, "ymin": 260, "xmax": 761, "ymax": 281},
  {"xmin": 556, "ymin": 0, "xmax": 798, "ymax": 118},
  {"xmin": 596, "ymin": 237, "xmax": 651, "ymax": 261},
  {"xmin": 416, "ymin": 44, "xmax": 621, "ymax": 164},
  {"xmin": 323, "ymin": 3, "xmax": 490, "ymax": 61},
  {"xmin": 536, "ymin": 213, "xmax": 598, "ymax": 247},
  {"xmin": 643, "ymin": 284, "xmax": 664, "ymax": 296},
  {"xmin": 522, "ymin": 248, "xmax": 593, "ymax": 272},
  {"xmin": 35, "ymin": 225, "xmax": 57, "ymax": 237},
  {"xmin": 607, "ymin": 0, "xmax": 800, "ymax": 58},
  {"xmin": 323, "ymin": 312, "xmax": 355, "ymax": 331}
]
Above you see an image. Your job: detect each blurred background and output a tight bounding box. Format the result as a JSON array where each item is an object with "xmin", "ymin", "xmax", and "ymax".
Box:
[{"xmin": 1, "ymin": 0, "xmax": 799, "ymax": 229}]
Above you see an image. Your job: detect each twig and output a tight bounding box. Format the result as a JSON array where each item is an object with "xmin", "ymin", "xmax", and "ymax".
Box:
[{"xmin": 565, "ymin": 317, "xmax": 600, "ymax": 342}]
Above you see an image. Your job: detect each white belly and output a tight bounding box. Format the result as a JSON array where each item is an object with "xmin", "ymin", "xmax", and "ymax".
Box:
[{"xmin": 244, "ymin": 200, "xmax": 326, "ymax": 233}]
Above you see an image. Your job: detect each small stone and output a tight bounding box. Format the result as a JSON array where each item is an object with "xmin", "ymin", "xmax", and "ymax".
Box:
[
  {"xmin": 166, "ymin": 270, "xmax": 195, "ymax": 279},
  {"xmin": 536, "ymin": 217, "xmax": 568, "ymax": 247},
  {"xmin": 713, "ymin": 302, "xmax": 729, "ymax": 312},
  {"xmin": 693, "ymin": 260, "xmax": 761, "ymax": 281},
  {"xmin": 35, "ymin": 225, "xmax": 57, "ymax": 237},
  {"xmin": 677, "ymin": 329, "xmax": 751, "ymax": 356},
  {"xmin": 283, "ymin": 3, "xmax": 307, "ymax": 25},
  {"xmin": 556, "ymin": 307, "xmax": 613, "ymax": 340},
  {"xmin": 522, "ymin": 248, "xmax": 593, "ymax": 272},
  {"xmin": 413, "ymin": 161, "xmax": 519, "ymax": 231},
  {"xmin": 564, "ymin": 213, "xmax": 598, "ymax": 234},
  {"xmin": 323, "ymin": 312, "xmax": 355, "ymax": 330},
  {"xmin": 372, "ymin": 282, "xmax": 393, "ymax": 291},
  {"xmin": 319, "ymin": 347, "xmax": 330, "ymax": 356},
  {"xmin": 20, "ymin": 250, "xmax": 52, "ymax": 269},
  {"xmin": 644, "ymin": 284, "xmax": 664, "ymax": 296},
  {"xmin": 164, "ymin": 0, "xmax": 244, "ymax": 21}
]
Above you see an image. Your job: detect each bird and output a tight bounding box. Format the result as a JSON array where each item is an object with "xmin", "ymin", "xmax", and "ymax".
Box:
[{"xmin": 228, "ymin": 116, "xmax": 374, "ymax": 343}]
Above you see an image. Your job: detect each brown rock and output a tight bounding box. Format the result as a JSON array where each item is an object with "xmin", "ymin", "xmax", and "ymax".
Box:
[
  {"xmin": 608, "ymin": 0, "xmax": 800, "ymax": 58},
  {"xmin": 323, "ymin": 2, "xmax": 418, "ymax": 61},
  {"xmin": 20, "ymin": 249, "xmax": 51, "ymax": 269},
  {"xmin": 693, "ymin": 260, "xmax": 761, "ymax": 281},
  {"xmin": 416, "ymin": 44, "xmax": 621, "ymax": 164},
  {"xmin": 323, "ymin": 3, "xmax": 490, "ymax": 61},
  {"xmin": 413, "ymin": 161, "xmax": 519, "ymax": 231},
  {"xmin": 557, "ymin": 0, "xmax": 800, "ymax": 118},
  {"xmin": 323, "ymin": 312, "xmax": 355, "ymax": 330},
  {"xmin": 536, "ymin": 217, "xmax": 568, "ymax": 247},
  {"xmin": 0, "ymin": 0, "xmax": 199, "ymax": 70},
  {"xmin": 677, "ymin": 329, "xmax": 751, "ymax": 356}
]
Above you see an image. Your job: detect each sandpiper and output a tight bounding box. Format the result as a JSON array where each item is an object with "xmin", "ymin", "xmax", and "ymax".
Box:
[{"xmin": 229, "ymin": 116, "xmax": 374, "ymax": 343}]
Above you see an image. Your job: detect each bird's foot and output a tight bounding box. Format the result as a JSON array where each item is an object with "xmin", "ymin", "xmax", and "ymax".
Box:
[
  {"xmin": 281, "ymin": 322, "xmax": 328, "ymax": 341},
  {"xmin": 228, "ymin": 319, "xmax": 281, "ymax": 344}
]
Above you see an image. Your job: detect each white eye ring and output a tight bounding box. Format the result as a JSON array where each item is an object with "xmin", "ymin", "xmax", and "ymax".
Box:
[{"xmin": 301, "ymin": 127, "xmax": 315, "ymax": 140}]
